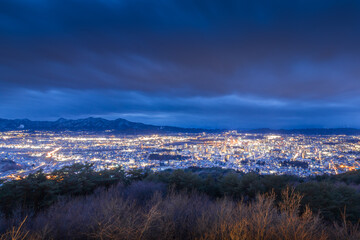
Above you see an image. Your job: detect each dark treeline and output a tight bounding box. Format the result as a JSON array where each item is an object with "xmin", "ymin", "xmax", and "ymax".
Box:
[{"xmin": 0, "ymin": 164, "xmax": 360, "ymax": 239}]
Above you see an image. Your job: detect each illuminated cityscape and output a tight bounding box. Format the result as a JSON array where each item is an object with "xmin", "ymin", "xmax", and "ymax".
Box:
[
  {"xmin": 2, "ymin": 1, "xmax": 360, "ymax": 238},
  {"xmin": 1, "ymin": 131, "xmax": 360, "ymax": 180}
]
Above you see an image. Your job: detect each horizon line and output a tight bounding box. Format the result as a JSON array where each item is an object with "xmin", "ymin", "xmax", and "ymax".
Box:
[{"xmin": 0, "ymin": 117, "xmax": 359, "ymax": 131}]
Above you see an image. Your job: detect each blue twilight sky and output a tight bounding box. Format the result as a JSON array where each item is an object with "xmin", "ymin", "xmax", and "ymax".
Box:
[{"xmin": 1, "ymin": 0, "xmax": 360, "ymax": 129}]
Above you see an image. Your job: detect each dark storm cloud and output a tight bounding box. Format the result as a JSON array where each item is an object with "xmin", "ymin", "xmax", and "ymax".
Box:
[
  {"xmin": 1, "ymin": 89, "xmax": 359, "ymax": 129},
  {"xmin": 1, "ymin": 0, "xmax": 360, "ymax": 127}
]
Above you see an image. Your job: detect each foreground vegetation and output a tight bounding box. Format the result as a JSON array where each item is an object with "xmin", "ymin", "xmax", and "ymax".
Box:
[{"xmin": 0, "ymin": 164, "xmax": 360, "ymax": 239}]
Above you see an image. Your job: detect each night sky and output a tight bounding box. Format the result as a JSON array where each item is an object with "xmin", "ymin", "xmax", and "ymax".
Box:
[{"xmin": 1, "ymin": 0, "xmax": 360, "ymax": 129}]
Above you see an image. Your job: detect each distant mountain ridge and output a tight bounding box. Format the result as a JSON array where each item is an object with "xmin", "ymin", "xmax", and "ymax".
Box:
[
  {"xmin": 0, "ymin": 118, "xmax": 359, "ymax": 135},
  {"xmin": 0, "ymin": 117, "xmax": 206, "ymax": 133}
]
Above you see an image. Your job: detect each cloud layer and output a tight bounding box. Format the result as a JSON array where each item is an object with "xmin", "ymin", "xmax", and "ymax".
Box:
[{"xmin": 1, "ymin": 0, "xmax": 360, "ymax": 128}]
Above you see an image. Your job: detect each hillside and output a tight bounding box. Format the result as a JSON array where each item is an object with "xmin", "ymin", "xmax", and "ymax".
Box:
[
  {"xmin": 0, "ymin": 117, "xmax": 206, "ymax": 133},
  {"xmin": 0, "ymin": 165, "xmax": 360, "ymax": 239}
]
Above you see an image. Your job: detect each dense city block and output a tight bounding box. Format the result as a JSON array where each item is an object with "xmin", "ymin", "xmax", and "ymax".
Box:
[{"xmin": 1, "ymin": 131, "xmax": 360, "ymax": 180}]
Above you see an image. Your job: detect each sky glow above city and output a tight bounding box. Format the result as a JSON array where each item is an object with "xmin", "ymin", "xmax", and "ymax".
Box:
[{"xmin": 1, "ymin": 0, "xmax": 360, "ymax": 129}]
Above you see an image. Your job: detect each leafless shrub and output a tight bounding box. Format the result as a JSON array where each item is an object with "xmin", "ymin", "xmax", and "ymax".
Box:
[
  {"xmin": 331, "ymin": 208, "xmax": 360, "ymax": 240},
  {"xmin": 1, "ymin": 182, "xmax": 359, "ymax": 240},
  {"xmin": 0, "ymin": 217, "xmax": 28, "ymax": 240}
]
